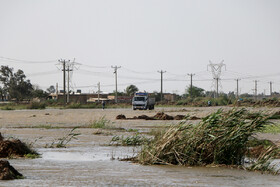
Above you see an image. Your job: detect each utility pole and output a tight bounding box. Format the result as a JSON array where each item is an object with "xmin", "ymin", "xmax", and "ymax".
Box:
[
  {"xmin": 235, "ymin": 79, "xmax": 240, "ymax": 99},
  {"xmin": 269, "ymin": 81, "xmax": 273, "ymax": 97},
  {"xmin": 158, "ymin": 70, "xmax": 166, "ymax": 102},
  {"xmin": 56, "ymin": 83, "xmax": 58, "ymax": 100},
  {"xmin": 254, "ymin": 80, "xmax": 259, "ymax": 101},
  {"xmin": 66, "ymin": 63, "xmax": 73, "ymax": 104},
  {"xmin": 58, "ymin": 59, "xmax": 75, "ymax": 105},
  {"xmin": 97, "ymin": 82, "xmax": 100, "ymax": 102},
  {"xmin": 187, "ymin": 73, "xmax": 195, "ymax": 97},
  {"xmin": 111, "ymin": 66, "xmax": 121, "ymax": 103},
  {"xmin": 59, "ymin": 59, "xmax": 68, "ymax": 105}
]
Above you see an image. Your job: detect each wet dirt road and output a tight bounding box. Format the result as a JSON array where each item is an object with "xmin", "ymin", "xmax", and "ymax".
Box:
[{"xmin": 1, "ymin": 107, "xmax": 280, "ymax": 186}]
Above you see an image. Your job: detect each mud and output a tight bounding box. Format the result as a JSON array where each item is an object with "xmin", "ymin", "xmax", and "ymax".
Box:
[{"xmin": 0, "ymin": 107, "xmax": 280, "ymax": 186}]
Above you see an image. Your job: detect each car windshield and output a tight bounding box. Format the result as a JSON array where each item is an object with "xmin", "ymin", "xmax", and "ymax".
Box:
[{"xmin": 134, "ymin": 97, "xmax": 145, "ymax": 101}]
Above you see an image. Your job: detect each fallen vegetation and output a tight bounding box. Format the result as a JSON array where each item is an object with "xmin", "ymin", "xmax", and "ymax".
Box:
[
  {"xmin": 116, "ymin": 112, "xmax": 200, "ymax": 121},
  {"xmin": 136, "ymin": 108, "xmax": 279, "ymax": 174},
  {"xmin": 0, "ymin": 160, "xmax": 23, "ymax": 180},
  {"xmin": 0, "ymin": 133, "xmax": 39, "ymax": 158}
]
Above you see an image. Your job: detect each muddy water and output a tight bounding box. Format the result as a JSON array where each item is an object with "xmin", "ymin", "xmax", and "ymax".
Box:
[
  {"xmin": 3, "ymin": 146, "xmax": 280, "ymax": 186},
  {"xmin": 1, "ymin": 108, "xmax": 280, "ymax": 186},
  {"xmin": 1, "ymin": 132, "xmax": 279, "ymax": 187}
]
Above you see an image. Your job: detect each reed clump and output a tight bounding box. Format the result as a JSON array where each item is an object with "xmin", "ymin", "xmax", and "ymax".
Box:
[{"xmin": 138, "ymin": 108, "xmax": 279, "ymax": 173}]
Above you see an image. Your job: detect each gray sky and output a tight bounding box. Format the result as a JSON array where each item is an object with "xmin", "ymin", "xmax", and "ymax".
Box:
[{"xmin": 0, "ymin": 0, "xmax": 280, "ymax": 95}]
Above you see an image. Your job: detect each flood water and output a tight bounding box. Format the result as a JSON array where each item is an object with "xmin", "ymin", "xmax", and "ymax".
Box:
[
  {"xmin": 1, "ymin": 107, "xmax": 280, "ymax": 186},
  {"xmin": 2, "ymin": 145, "xmax": 280, "ymax": 186}
]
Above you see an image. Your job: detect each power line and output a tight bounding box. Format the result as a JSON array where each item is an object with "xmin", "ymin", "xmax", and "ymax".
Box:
[
  {"xmin": 79, "ymin": 63, "xmax": 109, "ymax": 69},
  {"xmin": 0, "ymin": 56, "xmax": 57, "ymax": 64},
  {"xmin": 121, "ymin": 67, "xmax": 155, "ymax": 74},
  {"xmin": 26, "ymin": 70, "xmax": 60, "ymax": 77}
]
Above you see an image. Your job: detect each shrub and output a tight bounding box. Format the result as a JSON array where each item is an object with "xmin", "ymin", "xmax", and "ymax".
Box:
[{"xmin": 27, "ymin": 102, "xmax": 46, "ymax": 109}]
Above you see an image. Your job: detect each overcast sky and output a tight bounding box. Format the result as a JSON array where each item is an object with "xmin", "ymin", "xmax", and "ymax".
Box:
[{"xmin": 0, "ymin": 0, "xmax": 280, "ymax": 95}]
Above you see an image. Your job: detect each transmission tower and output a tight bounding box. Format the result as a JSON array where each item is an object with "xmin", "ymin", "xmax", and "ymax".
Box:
[{"xmin": 207, "ymin": 60, "xmax": 226, "ymax": 98}]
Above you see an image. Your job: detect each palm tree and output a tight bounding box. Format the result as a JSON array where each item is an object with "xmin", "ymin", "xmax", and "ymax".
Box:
[{"xmin": 125, "ymin": 85, "xmax": 139, "ymax": 96}]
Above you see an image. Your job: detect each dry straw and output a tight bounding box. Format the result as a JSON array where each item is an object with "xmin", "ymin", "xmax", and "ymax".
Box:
[{"xmin": 138, "ymin": 108, "xmax": 279, "ymax": 173}]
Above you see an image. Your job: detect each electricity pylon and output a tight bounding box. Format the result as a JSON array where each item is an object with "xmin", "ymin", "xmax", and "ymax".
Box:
[{"xmin": 207, "ymin": 60, "xmax": 226, "ymax": 98}]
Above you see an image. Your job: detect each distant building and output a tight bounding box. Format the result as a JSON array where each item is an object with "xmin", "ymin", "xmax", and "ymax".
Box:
[
  {"xmin": 49, "ymin": 93, "xmax": 109, "ymax": 104},
  {"xmin": 163, "ymin": 93, "xmax": 179, "ymax": 102}
]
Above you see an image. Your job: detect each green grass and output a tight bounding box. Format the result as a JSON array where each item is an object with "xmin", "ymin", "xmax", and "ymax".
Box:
[
  {"xmin": 127, "ymin": 129, "xmax": 139, "ymax": 132},
  {"xmin": 259, "ymin": 124, "xmax": 280, "ymax": 133},
  {"xmin": 30, "ymin": 125, "xmax": 61, "ymax": 129},
  {"xmin": 88, "ymin": 116, "xmax": 111, "ymax": 128},
  {"xmin": 27, "ymin": 102, "xmax": 46, "ymax": 109},
  {"xmin": 0, "ymin": 106, "xmax": 15, "ymax": 110},
  {"xmin": 110, "ymin": 133, "xmax": 150, "ymax": 146},
  {"xmin": 24, "ymin": 153, "xmax": 41, "ymax": 159}
]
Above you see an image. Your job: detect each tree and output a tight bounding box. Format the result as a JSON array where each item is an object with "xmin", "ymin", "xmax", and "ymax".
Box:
[
  {"xmin": 47, "ymin": 85, "xmax": 56, "ymax": 93},
  {"xmin": 184, "ymin": 86, "xmax": 205, "ymax": 98},
  {"xmin": 32, "ymin": 88, "xmax": 49, "ymax": 99},
  {"xmin": 151, "ymin": 91, "xmax": 161, "ymax": 102},
  {"xmin": 0, "ymin": 66, "xmax": 33, "ymax": 101},
  {"xmin": 125, "ymin": 84, "xmax": 139, "ymax": 96}
]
